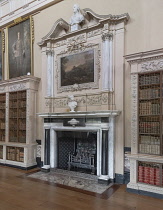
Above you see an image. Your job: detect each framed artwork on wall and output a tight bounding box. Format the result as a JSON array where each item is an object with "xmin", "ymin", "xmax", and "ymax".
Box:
[
  {"xmin": 7, "ymin": 16, "xmax": 34, "ymax": 79},
  {"xmin": 56, "ymin": 44, "xmax": 100, "ymax": 93},
  {"xmin": 0, "ymin": 30, "xmax": 4, "ymax": 81},
  {"xmin": 61, "ymin": 49, "xmax": 94, "ymax": 86}
]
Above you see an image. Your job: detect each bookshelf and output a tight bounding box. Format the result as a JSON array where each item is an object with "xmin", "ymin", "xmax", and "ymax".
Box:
[
  {"xmin": 0, "ymin": 76, "xmax": 40, "ymax": 169},
  {"xmin": 126, "ymin": 49, "xmax": 163, "ymax": 197},
  {"xmin": 0, "ymin": 93, "xmax": 6, "ymax": 142},
  {"xmin": 9, "ymin": 91, "xmax": 26, "ymax": 143},
  {"xmin": 0, "ymin": 145, "xmax": 3, "ymax": 159},
  {"xmin": 6, "ymin": 146, "xmax": 24, "ymax": 162},
  {"xmin": 138, "ymin": 161, "xmax": 161, "ymax": 186},
  {"xmin": 138, "ymin": 72, "xmax": 161, "ymax": 155}
]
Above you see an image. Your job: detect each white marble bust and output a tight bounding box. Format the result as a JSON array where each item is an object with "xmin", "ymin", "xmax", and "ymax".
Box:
[
  {"xmin": 69, "ymin": 4, "xmax": 84, "ymax": 32},
  {"xmin": 68, "ymin": 95, "xmax": 77, "ymax": 112}
]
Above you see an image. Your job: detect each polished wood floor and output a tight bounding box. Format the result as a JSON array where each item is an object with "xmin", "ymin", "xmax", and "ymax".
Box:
[{"xmin": 0, "ymin": 166, "xmax": 163, "ymax": 210}]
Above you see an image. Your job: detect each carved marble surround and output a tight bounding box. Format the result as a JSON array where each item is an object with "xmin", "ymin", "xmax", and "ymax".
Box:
[
  {"xmin": 38, "ymin": 110, "xmax": 120, "ymax": 180},
  {"xmin": 125, "ymin": 48, "xmax": 163, "ymax": 195}
]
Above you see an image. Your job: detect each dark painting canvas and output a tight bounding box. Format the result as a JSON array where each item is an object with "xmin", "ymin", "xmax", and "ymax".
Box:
[
  {"xmin": 61, "ymin": 49, "xmax": 94, "ymax": 86},
  {"xmin": 0, "ymin": 31, "xmax": 2, "ymax": 81},
  {"xmin": 8, "ymin": 19, "xmax": 31, "ymax": 79}
]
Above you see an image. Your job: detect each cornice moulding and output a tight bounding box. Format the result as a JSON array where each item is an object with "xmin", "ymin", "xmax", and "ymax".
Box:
[
  {"xmin": 38, "ymin": 9, "xmax": 130, "ymax": 47},
  {"xmin": 37, "ymin": 110, "xmax": 121, "ymax": 118},
  {"xmin": 125, "ymin": 48, "xmax": 163, "ymax": 64}
]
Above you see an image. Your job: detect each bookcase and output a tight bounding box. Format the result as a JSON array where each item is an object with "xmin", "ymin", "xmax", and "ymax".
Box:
[
  {"xmin": 0, "ymin": 93, "xmax": 6, "ymax": 142},
  {"xmin": 138, "ymin": 161, "xmax": 162, "ymax": 186},
  {"xmin": 0, "ymin": 76, "xmax": 40, "ymax": 169},
  {"xmin": 126, "ymin": 50, "xmax": 163, "ymax": 198},
  {"xmin": 138, "ymin": 72, "xmax": 161, "ymax": 155},
  {"xmin": 0, "ymin": 145, "xmax": 3, "ymax": 159},
  {"xmin": 9, "ymin": 91, "xmax": 26, "ymax": 143},
  {"xmin": 7, "ymin": 146, "xmax": 24, "ymax": 162}
]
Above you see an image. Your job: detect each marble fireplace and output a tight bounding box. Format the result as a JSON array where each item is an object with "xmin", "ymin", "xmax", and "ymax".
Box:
[{"xmin": 39, "ymin": 111, "xmax": 120, "ymax": 183}]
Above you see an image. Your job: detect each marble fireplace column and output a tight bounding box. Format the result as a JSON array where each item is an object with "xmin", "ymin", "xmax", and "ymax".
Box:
[
  {"xmin": 50, "ymin": 130, "xmax": 57, "ymax": 168},
  {"xmin": 102, "ymin": 32, "xmax": 113, "ymax": 91},
  {"xmin": 101, "ymin": 129, "xmax": 108, "ymax": 175},
  {"xmin": 46, "ymin": 45, "xmax": 54, "ymax": 97},
  {"xmin": 44, "ymin": 129, "xmax": 50, "ymax": 166},
  {"xmin": 98, "ymin": 129, "xmax": 110, "ymax": 184}
]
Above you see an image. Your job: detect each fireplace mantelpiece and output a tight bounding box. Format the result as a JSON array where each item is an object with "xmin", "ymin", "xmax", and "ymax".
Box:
[{"xmin": 38, "ymin": 110, "xmax": 120, "ymax": 184}]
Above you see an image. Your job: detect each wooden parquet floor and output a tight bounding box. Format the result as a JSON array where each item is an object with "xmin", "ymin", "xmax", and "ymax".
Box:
[{"xmin": 0, "ymin": 166, "xmax": 163, "ymax": 210}]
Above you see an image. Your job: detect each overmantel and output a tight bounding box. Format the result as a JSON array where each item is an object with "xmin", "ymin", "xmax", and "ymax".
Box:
[
  {"xmin": 38, "ymin": 110, "xmax": 120, "ymax": 118},
  {"xmin": 38, "ymin": 8, "xmax": 129, "ymax": 47}
]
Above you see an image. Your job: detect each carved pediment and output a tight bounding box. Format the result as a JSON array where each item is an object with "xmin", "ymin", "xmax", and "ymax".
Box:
[
  {"xmin": 38, "ymin": 18, "xmax": 69, "ymax": 46},
  {"xmin": 83, "ymin": 8, "xmax": 129, "ymax": 25},
  {"xmin": 38, "ymin": 5, "xmax": 129, "ymax": 47}
]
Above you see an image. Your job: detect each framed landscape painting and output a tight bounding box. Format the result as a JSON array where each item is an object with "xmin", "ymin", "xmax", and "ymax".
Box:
[
  {"xmin": 7, "ymin": 17, "xmax": 33, "ymax": 79},
  {"xmin": 61, "ymin": 49, "xmax": 94, "ymax": 87}
]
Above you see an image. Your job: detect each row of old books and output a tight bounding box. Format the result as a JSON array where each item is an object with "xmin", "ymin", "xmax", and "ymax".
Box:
[
  {"xmin": 140, "ymin": 135, "xmax": 160, "ymax": 145},
  {"xmin": 139, "ymin": 101, "xmax": 160, "ymax": 115},
  {"xmin": 0, "ymin": 94, "xmax": 6, "ymax": 101},
  {"xmin": 7, "ymin": 147, "xmax": 16, "ymax": 160},
  {"xmin": 17, "ymin": 91, "xmax": 26, "ymax": 99},
  {"xmin": 10, "ymin": 101, "xmax": 18, "ymax": 108},
  {"xmin": 139, "ymin": 122, "xmax": 160, "ymax": 133},
  {"xmin": 9, "ymin": 136, "xmax": 17, "ymax": 142},
  {"xmin": 19, "ymin": 100, "xmax": 26, "ymax": 108},
  {"xmin": 139, "ymin": 88, "xmax": 160, "ymax": 99},
  {"xmin": 9, "ymin": 110, "xmax": 26, "ymax": 118},
  {"xmin": 0, "ymin": 122, "xmax": 5, "ymax": 129},
  {"xmin": 0, "ymin": 103, "xmax": 5, "ymax": 109},
  {"xmin": 138, "ymin": 163, "xmax": 160, "ymax": 186},
  {"xmin": 0, "ymin": 132, "xmax": 5, "ymax": 141},
  {"xmin": 7, "ymin": 147, "xmax": 24, "ymax": 162},
  {"xmin": 0, "ymin": 111, "xmax": 5, "ymax": 118},
  {"xmin": 139, "ymin": 74, "xmax": 160, "ymax": 86},
  {"xmin": 0, "ymin": 147, "xmax": 3, "ymax": 159},
  {"xmin": 19, "ymin": 122, "xmax": 26, "ymax": 130},
  {"xmin": 139, "ymin": 144, "xmax": 160, "ymax": 154}
]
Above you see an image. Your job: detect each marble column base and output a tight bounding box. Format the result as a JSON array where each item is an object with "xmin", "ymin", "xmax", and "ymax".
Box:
[
  {"xmin": 41, "ymin": 165, "xmax": 50, "ymax": 173},
  {"xmin": 98, "ymin": 175, "xmax": 110, "ymax": 185}
]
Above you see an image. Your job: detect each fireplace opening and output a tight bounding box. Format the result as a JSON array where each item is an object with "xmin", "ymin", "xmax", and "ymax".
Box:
[{"xmin": 57, "ymin": 131, "xmax": 97, "ymax": 175}]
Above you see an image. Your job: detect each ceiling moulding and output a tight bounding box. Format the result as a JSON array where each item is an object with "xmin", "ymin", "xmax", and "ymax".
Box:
[
  {"xmin": 0, "ymin": 0, "xmax": 9, "ymax": 7},
  {"xmin": 0, "ymin": 0, "xmax": 63, "ymax": 27},
  {"xmin": 38, "ymin": 8, "xmax": 129, "ymax": 46}
]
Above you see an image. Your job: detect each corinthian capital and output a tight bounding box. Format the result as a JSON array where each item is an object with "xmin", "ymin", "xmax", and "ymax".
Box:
[
  {"xmin": 46, "ymin": 49, "xmax": 54, "ymax": 56},
  {"xmin": 102, "ymin": 33, "xmax": 113, "ymax": 42}
]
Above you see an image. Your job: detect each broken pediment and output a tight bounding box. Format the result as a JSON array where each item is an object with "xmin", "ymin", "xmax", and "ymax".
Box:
[{"xmin": 38, "ymin": 5, "xmax": 129, "ymax": 47}]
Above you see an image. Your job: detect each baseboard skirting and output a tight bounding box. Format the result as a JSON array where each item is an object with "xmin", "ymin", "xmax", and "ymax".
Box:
[
  {"xmin": 0, "ymin": 163, "xmax": 37, "ymax": 170},
  {"xmin": 127, "ymin": 187, "xmax": 163, "ymax": 199}
]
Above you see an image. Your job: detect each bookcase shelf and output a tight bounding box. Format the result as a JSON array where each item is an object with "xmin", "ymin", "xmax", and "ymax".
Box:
[
  {"xmin": 138, "ymin": 161, "xmax": 162, "ymax": 186},
  {"xmin": 139, "ymin": 72, "xmax": 162, "ymax": 156},
  {"xmin": 0, "ymin": 76, "xmax": 40, "ymax": 169},
  {"xmin": 0, "ymin": 93, "xmax": 6, "ymax": 142},
  {"xmin": 6, "ymin": 146, "xmax": 24, "ymax": 162},
  {"xmin": 9, "ymin": 91, "xmax": 26, "ymax": 143},
  {"xmin": 0, "ymin": 145, "xmax": 3, "ymax": 159}
]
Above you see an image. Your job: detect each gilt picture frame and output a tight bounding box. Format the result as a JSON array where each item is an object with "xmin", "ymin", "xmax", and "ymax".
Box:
[{"xmin": 7, "ymin": 16, "xmax": 34, "ymax": 79}]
